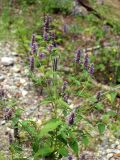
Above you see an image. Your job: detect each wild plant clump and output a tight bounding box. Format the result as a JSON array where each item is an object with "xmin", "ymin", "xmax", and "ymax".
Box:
[{"xmin": 8, "ymin": 16, "xmax": 119, "ymax": 160}]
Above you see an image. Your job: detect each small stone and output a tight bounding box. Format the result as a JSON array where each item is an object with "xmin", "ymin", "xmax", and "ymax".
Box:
[
  {"xmin": 117, "ymin": 145, "xmax": 120, "ymax": 150},
  {"xmin": 21, "ymin": 89, "xmax": 28, "ymax": 97},
  {"xmin": 111, "ymin": 144, "xmax": 117, "ymax": 149},
  {"xmin": 11, "ymin": 66, "xmax": 21, "ymax": 73},
  {"xmin": 0, "ymin": 75, "xmax": 5, "ymax": 81},
  {"xmin": 11, "ymin": 52, "xmax": 18, "ymax": 56},
  {"xmin": 106, "ymin": 149, "xmax": 113, "ymax": 153},
  {"xmin": 115, "ymin": 141, "xmax": 120, "ymax": 146},
  {"xmin": 1, "ymin": 57, "xmax": 14, "ymax": 66},
  {"xmin": 106, "ymin": 153, "xmax": 113, "ymax": 159},
  {"xmin": 20, "ymin": 78, "xmax": 26, "ymax": 84},
  {"xmin": 1, "ymin": 120, "xmax": 6, "ymax": 125}
]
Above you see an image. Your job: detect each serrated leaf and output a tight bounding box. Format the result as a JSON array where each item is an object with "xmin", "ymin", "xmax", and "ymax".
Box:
[
  {"xmin": 39, "ymin": 119, "xmax": 61, "ymax": 138},
  {"xmin": 58, "ymin": 147, "xmax": 68, "ymax": 156},
  {"xmin": 69, "ymin": 138, "xmax": 78, "ymax": 154},
  {"xmin": 106, "ymin": 92, "xmax": 117, "ymax": 103},
  {"xmin": 81, "ymin": 134, "xmax": 89, "ymax": 146},
  {"xmin": 98, "ymin": 123, "xmax": 105, "ymax": 134},
  {"xmin": 95, "ymin": 102, "xmax": 104, "ymax": 110},
  {"xmin": 34, "ymin": 146, "xmax": 53, "ymax": 158}
]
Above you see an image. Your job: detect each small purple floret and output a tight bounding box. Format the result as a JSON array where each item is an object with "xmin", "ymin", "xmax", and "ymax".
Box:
[
  {"xmin": 68, "ymin": 155, "xmax": 73, "ymax": 160},
  {"xmin": 89, "ymin": 63, "xmax": 94, "ymax": 75},
  {"xmin": 84, "ymin": 54, "xmax": 89, "ymax": 69},
  {"xmin": 68, "ymin": 112, "xmax": 75, "ymax": 125}
]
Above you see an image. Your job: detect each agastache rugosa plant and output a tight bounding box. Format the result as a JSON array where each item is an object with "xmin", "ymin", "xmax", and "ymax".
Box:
[
  {"xmin": 75, "ymin": 48, "xmax": 82, "ymax": 63},
  {"xmin": 84, "ymin": 53, "xmax": 89, "ymax": 70},
  {"xmin": 89, "ymin": 63, "xmax": 94, "ymax": 76},
  {"xmin": 29, "ymin": 56, "xmax": 34, "ymax": 71},
  {"xmin": 68, "ymin": 112, "xmax": 75, "ymax": 125}
]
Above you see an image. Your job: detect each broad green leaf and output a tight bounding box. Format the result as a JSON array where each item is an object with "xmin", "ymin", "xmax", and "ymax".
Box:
[
  {"xmin": 58, "ymin": 147, "xmax": 68, "ymax": 156},
  {"xmin": 106, "ymin": 92, "xmax": 117, "ymax": 103},
  {"xmin": 95, "ymin": 102, "xmax": 104, "ymax": 110},
  {"xmin": 102, "ymin": 114, "xmax": 110, "ymax": 124},
  {"xmin": 98, "ymin": 123, "xmax": 105, "ymax": 134},
  {"xmin": 68, "ymin": 138, "xmax": 78, "ymax": 154},
  {"xmin": 39, "ymin": 119, "xmax": 61, "ymax": 138},
  {"xmin": 81, "ymin": 134, "xmax": 89, "ymax": 146},
  {"xmin": 34, "ymin": 146, "xmax": 53, "ymax": 158}
]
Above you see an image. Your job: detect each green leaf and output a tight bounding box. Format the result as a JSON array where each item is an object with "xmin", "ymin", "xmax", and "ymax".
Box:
[
  {"xmin": 39, "ymin": 119, "xmax": 61, "ymax": 138},
  {"xmin": 34, "ymin": 146, "xmax": 53, "ymax": 158},
  {"xmin": 98, "ymin": 123, "xmax": 105, "ymax": 134},
  {"xmin": 106, "ymin": 92, "xmax": 117, "ymax": 103},
  {"xmin": 81, "ymin": 134, "xmax": 89, "ymax": 146},
  {"xmin": 58, "ymin": 147, "xmax": 68, "ymax": 156},
  {"xmin": 95, "ymin": 102, "xmax": 104, "ymax": 110},
  {"xmin": 68, "ymin": 136, "xmax": 78, "ymax": 154},
  {"xmin": 102, "ymin": 114, "xmax": 110, "ymax": 124}
]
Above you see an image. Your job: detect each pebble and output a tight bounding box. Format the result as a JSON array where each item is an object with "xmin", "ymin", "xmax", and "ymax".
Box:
[
  {"xmin": 1, "ymin": 57, "xmax": 14, "ymax": 66},
  {"xmin": 11, "ymin": 65, "xmax": 21, "ymax": 73},
  {"xmin": 21, "ymin": 89, "xmax": 28, "ymax": 97},
  {"xmin": 0, "ymin": 75, "xmax": 5, "ymax": 81},
  {"xmin": 1, "ymin": 120, "xmax": 6, "ymax": 125}
]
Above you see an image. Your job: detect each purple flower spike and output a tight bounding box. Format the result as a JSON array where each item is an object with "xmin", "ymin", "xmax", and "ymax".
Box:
[
  {"xmin": 75, "ymin": 48, "xmax": 82, "ymax": 63},
  {"xmin": 39, "ymin": 52, "xmax": 45, "ymax": 59},
  {"xmin": 29, "ymin": 56, "xmax": 34, "ymax": 71},
  {"xmin": 47, "ymin": 44, "xmax": 53, "ymax": 52},
  {"xmin": 68, "ymin": 155, "xmax": 73, "ymax": 160},
  {"xmin": 96, "ymin": 91, "xmax": 101, "ymax": 102},
  {"xmin": 50, "ymin": 32, "xmax": 56, "ymax": 40},
  {"xmin": 43, "ymin": 32, "xmax": 49, "ymax": 41},
  {"xmin": 8, "ymin": 133, "xmax": 13, "ymax": 145},
  {"xmin": 89, "ymin": 63, "xmax": 94, "ymax": 75},
  {"xmin": 84, "ymin": 54, "xmax": 89, "ymax": 69},
  {"xmin": 31, "ymin": 34, "xmax": 35, "ymax": 46},
  {"xmin": 68, "ymin": 112, "xmax": 75, "ymax": 125},
  {"xmin": 62, "ymin": 81, "xmax": 68, "ymax": 93},
  {"xmin": 32, "ymin": 42, "xmax": 37, "ymax": 54},
  {"xmin": 44, "ymin": 15, "xmax": 50, "ymax": 32},
  {"xmin": 63, "ymin": 24, "xmax": 68, "ymax": 33}
]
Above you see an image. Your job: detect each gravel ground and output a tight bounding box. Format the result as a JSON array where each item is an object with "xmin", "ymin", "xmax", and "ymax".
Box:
[{"xmin": 0, "ymin": 42, "xmax": 120, "ymax": 160}]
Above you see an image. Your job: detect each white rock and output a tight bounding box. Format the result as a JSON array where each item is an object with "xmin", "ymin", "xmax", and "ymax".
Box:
[
  {"xmin": 1, "ymin": 120, "xmax": 6, "ymax": 125},
  {"xmin": 115, "ymin": 140, "xmax": 120, "ymax": 145},
  {"xmin": 106, "ymin": 153, "xmax": 113, "ymax": 159},
  {"xmin": 117, "ymin": 145, "xmax": 120, "ymax": 150},
  {"xmin": 111, "ymin": 144, "xmax": 116, "ymax": 148},
  {"xmin": 0, "ymin": 75, "xmax": 5, "ymax": 81},
  {"xmin": 1, "ymin": 57, "xmax": 14, "ymax": 66},
  {"xmin": 106, "ymin": 149, "xmax": 113, "ymax": 153},
  {"xmin": 20, "ymin": 78, "xmax": 26, "ymax": 84},
  {"xmin": 11, "ymin": 52, "xmax": 18, "ymax": 56},
  {"xmin": 21, "ymin": 89, "xmax": 28, "ymax": 97},
  {"xmin": 11, "ymin": 66, "xmax": 21, "ymax": 73}
]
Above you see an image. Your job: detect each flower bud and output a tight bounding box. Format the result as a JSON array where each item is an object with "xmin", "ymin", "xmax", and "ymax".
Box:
[{"xmin": 68, "ymin": 112, "xmax": 75, "ymax": 125}]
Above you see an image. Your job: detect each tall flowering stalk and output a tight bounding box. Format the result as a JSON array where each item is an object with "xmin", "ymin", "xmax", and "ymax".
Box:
[
  {"xmin": 96, "ymin": 91, "xmax": 101, "ymax": 102},
  {"xmin": 31, "ymin": 34, "xmax": 37, "ymax": 54},
  {"xmin": 84, "ymin": 53, "xmax": 89, "ymax": 70},
  {"xmin": 75, "ymin": 48, "xmax": 82, "ymax": 63},
  {"xmin": 29, "ymin": 56, "xmax": 34, "ymax": 71},
  {"xmin": 68, "ymin": 112, "xmax": 75, "ymax": 125},
  {"xmin": 89, "ymin": 63, "xmax": 94, "ymax": 76}
]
